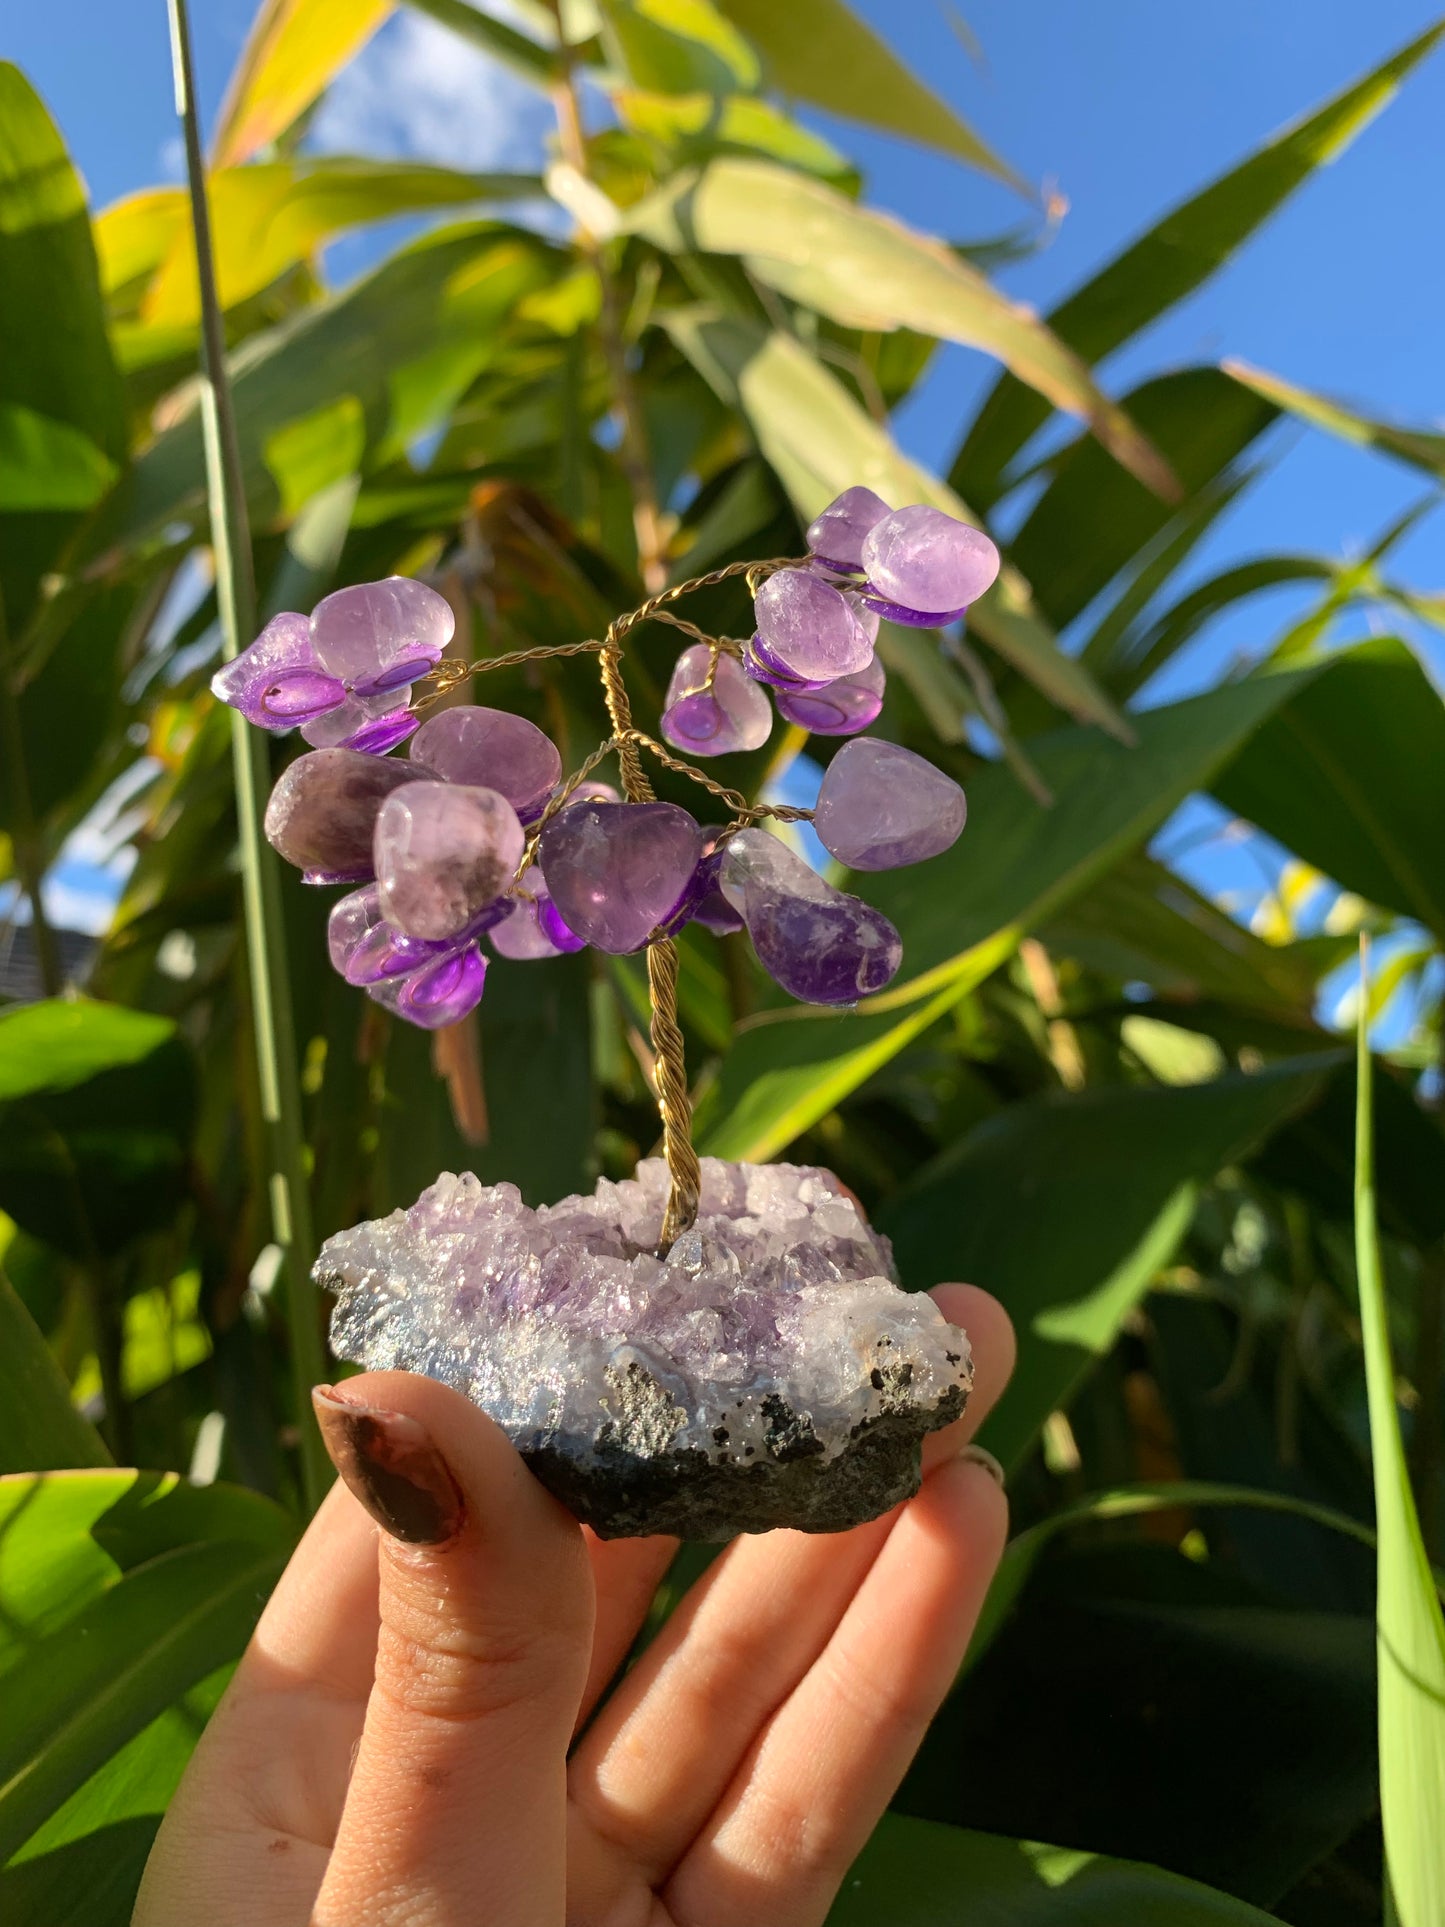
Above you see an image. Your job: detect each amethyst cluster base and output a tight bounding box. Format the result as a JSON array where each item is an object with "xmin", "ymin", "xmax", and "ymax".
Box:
[{"xmin": 317, "ymin": 1159, "xmax": 973, "ymax": 1540}]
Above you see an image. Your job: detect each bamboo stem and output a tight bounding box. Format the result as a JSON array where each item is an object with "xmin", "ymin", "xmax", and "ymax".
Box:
[
  {"xmin": 167, "ymin": 0, "xmax": 329, "ymax": 1514},
  {"xmin": 547, "ymin": 2, "xmax": 668, "ymax": 591},
  {"xmin": 0, "ymin": 589, "xmax": 62, "ymax": 997}
]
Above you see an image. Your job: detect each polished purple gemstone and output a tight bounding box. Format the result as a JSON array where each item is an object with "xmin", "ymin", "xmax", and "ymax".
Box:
[
  {"xmin": 774, "ymin": 657, "xmax": 886, "ymax": 736},
  {"xmin": 490, "ymin": 864, "xmax": 585, "ymax": 960},
  {"xmin": 212, "ymin": 612, "xmax": 345, "ymax": 729},
  {"xmin": 537, "ymin": 800, "xmax": 703, "ymax": 954},
  {"xmin": 310, "ymin": 577, "xmax": 454, "ymax": 690},
  {"xmin": 718, "ymin": 828, "xmax": 902, "ymax": 1005},
  {"xmin": 742, "ymin": 633, "xmax": 827, "ymax": 691},
  {"xmin": 661, "ymin": 645, "xmax": 773, "ymax": 758},
  {"xmin": 264, "ymin": 749, "xmax": 428, "ymax": 881},
  {"xmin": 659, "ymin": 847, "xmax": 743, "ymax": 937},
  {"xmin": 301, "ymin": 689, "xmax": 416, "ymax": 752},
  {"xmin": 344, "ymin": 920, "xmax": 451, "ymax": 986},
  {"xmin": 858, "ymin": 594, "xmax": 969, "ymax": 629},
  {"xmin": 806, "ymin": 487, "xmax": 891, "ymax": 572},
  {"xmin": 813, "ymin": 737, "xmax": 966, "ymax": 871},
  {"xmin": 370, "ymin": 944, "xmax": 488, "ymax": 1029},
  {"xmin": 860, "ymin": 506, "xmax": 1000, "ymax": 617},
  {"xmin": 558, "ymin": 779, "xmax": 621, "ymax": 811},
  {"xmin": 374, "ymin": 782, "xmax": 524, "ymax": 940},
  {"xmin": 409, "ymin": 706, "xmax": 562, "ymax": 823},
  {"xmin": 753, "ymin": 568, "xmax": 875, "ymax": 683},
  {"xmin": 327, "ymin": 885, "xmax": 386, "ymax": 976}
]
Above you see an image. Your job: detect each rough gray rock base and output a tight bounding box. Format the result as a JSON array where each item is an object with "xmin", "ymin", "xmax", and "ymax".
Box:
[{"xmin": 316, "ymin": 1158, "xmax": 972, "ymax": 1541}]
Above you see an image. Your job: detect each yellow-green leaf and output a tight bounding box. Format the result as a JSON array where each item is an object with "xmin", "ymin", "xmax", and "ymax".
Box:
[
  {"xmin": 599, "ymin": 0, "xmax": 759, "ymax": 93},
  {"xmin": 713, "ymin": 0, "xmax": 1028, "ymax": 192},
  {"xmin": 1224, "ymin": 358, "xmax": 1445, "ymax": 479},
  {"xmin": 210, "ymin": 0, "xmax": 394, "ymax": 169},
  {"xmin": 631, "ymin": 159, "xmax": 1177, "ymax": 499},
  {"xmin": 1354, "ymin": 947, "xmax": 1445, "ymax": 1927}
]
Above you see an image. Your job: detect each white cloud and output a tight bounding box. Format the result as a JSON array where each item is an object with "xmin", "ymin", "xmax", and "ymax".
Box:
[{"xmin": 311, "ymin": 11, "xmax": 552, "ymax": 175}]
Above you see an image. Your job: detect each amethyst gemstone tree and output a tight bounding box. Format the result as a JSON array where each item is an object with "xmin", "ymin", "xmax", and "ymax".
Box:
[{"xmin": 216, "ymin": 491, "xmax": 997, "ymax": 1538}]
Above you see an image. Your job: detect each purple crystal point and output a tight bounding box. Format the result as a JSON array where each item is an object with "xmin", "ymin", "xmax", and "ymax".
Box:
[
  {"xmin": 212, "ymin": 612, "xmax": 345, "ymax": 729},
  {"xmin": 538, "ymin": 800, "xmax": 704, "ymax": 954},
  {"xmin": 753, "ymin": 568, "xmax": 875, "ymax": 684},
  {"xmin": 264, "ymin": 749, "xmax": 427, "ymax": 882},
  {"xmin": 409, "ymin": 707, "xmax": 562, "ymax": 823},
  {"xmin": 301, "ymin": 689, "xmax": 417, "ymax": 752},
  {"xmin": 806, "ymin": 486, "xmax": 891, "ymax": 572},
  {"xmin": 310, "ymin": 577, "xmax": 455, "ymax": 691},
  {"xmin": 370, "ymin": 944, "xmax": 488, "ymax": 1029},
  {"xmin": 813, "ymin": 738, "xmax": 966, "ymax": 871},
  {"xmin": 719, "ymin": 828, "xmax": 902, "ymax": 1005},
  {"xmin": 774, "ymin": 657, "xmax": 885, "ymax": 736},
  {"xmin": 661, "ymin": 645, "xmax": 773, "ymax": 758},
  {"xmin": 860, "ymin": 506, "xmax": 1000, "ymax": 617},
  {"xmin": 374, "ymin": 783, "xmax": 524, "ymax": 940}
]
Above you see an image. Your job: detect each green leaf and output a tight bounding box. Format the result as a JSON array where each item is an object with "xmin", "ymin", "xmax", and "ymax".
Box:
[
  {"xmin": 1105, "ymin": 554, "xmax": 1334, "ymax": 699},
  {"xmin": 696, "ymin": 667, "xmax": 1320, "ymax": 1163},
  {"xmin": 952, "ymin": 19, "xmax": 1445, "ymax": 507},
  {"xmin": 1211, "ymin": 638, "xmax": 1445, "ymax": 941},
  {"xmin": 407, "ymin": 0, "xmax": 576, "ymax": 87},
  {"xmin": 0, "ymin": 403, "xmax": 118, "ymax": 511},
  {"xmin": 0, "ymin": 62, "xmax": 126, "ymax": 624},
  {"xmin": 88, "ymin": 221, "xmax": 559, "ymax": 551},
  {"xmin": 210, "ymin": 0, "xmax": 394, "ymax": 168},
  {"xmin": 0, "ymin": 1666, "xmax": 230, "ymax": 1927},
  {"xmin": 0, "ymin": 1269, "xmax": 111, "ymax": 1475},
  {"xmin": 0, "ymin": 1469, "xmax": 295, "ymax": 1865},
  {"xmin": 828, "ymin": 1814, "xmax": 1290, "ymax": 1925},
  {"xmin": 0, "ymin": 1000, "xmax": 197, "ymax": 1259},
  {"xmin": 880, "ymin": 1056, "xmax": 1338, "ymax": 1471},
  {"xmin": 128, "ymin": 157, "xmax": 544, "ymax": 327},
  {"xmin": 634, "ymin": 162, "xmax": 1176, "ymax": 498},
  {"xmin": 600, "ymin": 0, "xmax": 759, "ymax": 93},
  {"xmin": 615, "ymin": 89, "xmax": 851, "ymax": 179},
  {"xmin": 712, "ymin": 0, "xmax": 1029, "ymax": 191},
  {"xmin": 1223, "ymin": 358, "xmax": 1445, "ymax": 479},
  {"xmin": 1007, "ymin": 368, "xmax": 1276, "ymax": 633},
  {"xmin": 1354, "ymin": 953, "xmax": 1445, "ymax": 1927},
  {"xmin": 664, "ymin": 309, "xmax": 1132, "ymax": 737}
]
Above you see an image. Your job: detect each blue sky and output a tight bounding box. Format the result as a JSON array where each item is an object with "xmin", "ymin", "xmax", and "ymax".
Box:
[{"xmin": 6, "ymin": 2, "xmax": 1442, "ymax": 1028}]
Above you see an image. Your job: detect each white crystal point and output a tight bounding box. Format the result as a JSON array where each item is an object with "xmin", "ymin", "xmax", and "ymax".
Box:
[{"xmin": 317, "ymin": 1159, "xmax": 972, "ymax": 1540}]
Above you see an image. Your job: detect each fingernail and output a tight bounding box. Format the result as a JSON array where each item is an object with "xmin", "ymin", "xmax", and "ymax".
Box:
[
  {"xmin": 312, "ymin": 1385, "xmax": 465, "ymax": 1546},
  {"xmin": 957, "ymin": 1443, "xmax": 1006, "ymax": 1490}
]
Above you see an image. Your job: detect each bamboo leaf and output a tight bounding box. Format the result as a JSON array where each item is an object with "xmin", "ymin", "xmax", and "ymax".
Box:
[
  {"xmin": 1212, "ymin": 638, "xmax": 1445, "ymax": 941},
  {"xmin": 0, "ymin": 1270, "xmax": 112, "ymax": 1476},
  {"xmin": 634, "ymin": 161, "xmax": 1177, "ymax": 498},
  {"xmin": 113, "ymin": 158, "xmax": 544, "ymax": 328},
  {"xmin": 1354, "ymin": 946, "xmax": 1445, "ymax": 1927},
  {"xmin": 697, "ymin": 666, "xmax": 1321, "ymax": 1162},
  {"xmin": 952, "ymin": 19, "xmax": 1445, "ymax": 507},
  {"xmin": 829, "ymin": 1813, "xmax": 1290, "ymax": 1925},
  {"xmin": 599, "ymin": 0, "xmax": 759, "ymax": 93},
  {"xmin": 712, "ymin": 0, "xmax": 1030, "ymax": 192},
  {"xmin": 210, "ymin": 0, "xmax": 394, "ymax": 169},
  {"xmin": 1224, "ymin": 359, "xmax": 1445, "ymax": 479},
  {"xmin": 0, "ymin": 1470, "xmax": 294, "ymax": 1866}
]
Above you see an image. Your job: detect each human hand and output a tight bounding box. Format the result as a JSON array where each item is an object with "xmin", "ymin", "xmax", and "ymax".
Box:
[{"xmin": 135, "ymin": 1283, "xmax": 1013, "ymax": 1927}]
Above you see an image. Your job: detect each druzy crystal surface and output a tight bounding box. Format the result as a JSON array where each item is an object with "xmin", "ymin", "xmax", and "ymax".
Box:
[
  {"xmin": 720, "ymin": 828, "xmax": 902, "ymax": 1004},
  {"xmin": 814, "ymin": 738, "xmax": 967, "ymax": 871},
  {"xmin": 319, "ymin": 1158, "xmax": 972, "ymax": 1539},
  {"xmin": 861, "ymin": 506, "xmax": 1000, "ymax": 617},
  {"xmin": 661, "ymin": 645, "xmax": 773, "ymax": 757}
]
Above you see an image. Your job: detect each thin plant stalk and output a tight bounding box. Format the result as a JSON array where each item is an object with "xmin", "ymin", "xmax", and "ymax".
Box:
[
  {"xmin": 0, "ymin": 588, "xmax": 62, "ymax": 997},
  {"xmin": 167, "ymin": 0, "xmax": 329, "ymax": 1514}
]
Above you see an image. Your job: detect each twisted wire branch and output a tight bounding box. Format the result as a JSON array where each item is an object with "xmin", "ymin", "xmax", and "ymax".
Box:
[{"xmin": 412, "ymin": 555, "xmax": 803, "ymax": 1248}]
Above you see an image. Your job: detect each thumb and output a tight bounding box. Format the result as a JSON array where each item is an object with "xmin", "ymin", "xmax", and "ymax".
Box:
[{"xmin": 311, "ymin": 1373, "xmax": 594, "ymax": 1927}]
